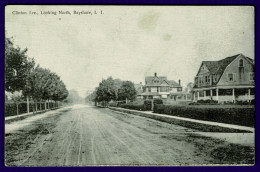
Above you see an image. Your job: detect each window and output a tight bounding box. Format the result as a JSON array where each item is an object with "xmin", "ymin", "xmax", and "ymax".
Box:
[
  {"xmin": 148, "ymin": 87, "xmax": 151, "ymax": 92},
  {"xmin": 160, "ymin": 87, "xmax": 169, "ymax": 92},
  {"xmin": 177, "ymin": 87, "xmax": 182, "ymax": 92},
  {"xmin": 213, "ymin": 74, "xmax": 217, "ymax": 82},
  {"xmin": 205, "ymin": 75, "xmax": 210, "ymax": 83},
  {"xmin": 228, "ymin": 73, "xmax": 235, "ymax": 82},
  {"xmin": 239, "ymin": 59, "xmax": 244, "ymax": 67},
  {"xmin": 199, "ymin": 76, "xmax": 203, "ymax": 84},
  {"xmin": 249, "ymin": 72, "xmax": 255, "ymax": 81}
]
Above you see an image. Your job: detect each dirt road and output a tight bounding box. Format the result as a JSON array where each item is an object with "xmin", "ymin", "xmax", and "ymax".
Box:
[{"xmin": 5, "ymin": 105, "xmax": 254, "ymax": 166}]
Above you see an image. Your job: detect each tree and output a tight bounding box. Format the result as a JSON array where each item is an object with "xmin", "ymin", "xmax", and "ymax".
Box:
[
  {"xmin": 85, "ymin": 89, "xmax": 97, "ymax": 105},
  {"xmin": 66, "ymin": 90, "xmax": 83, "ymax": 104},
  {"xmin": 118, "ymin": 81, "xmax": 137, "ymax": 103},
  {"xmin": 5, "ymin": 35, "xmax": 35, "ymax": 93},
  {"xmin": 96, "ymin": 77, "xmax": 117, "ymax": 106},
  {"xmin": 10, "ymin": 91, "xmax": 23, "ymax": 115},
  {"xmin": 184, "ymin": 82, "xmax": 194, "ymax": 93},
  {"xmin": 24, "ymin": 66, "xmax": 68, "ymax": 111}
]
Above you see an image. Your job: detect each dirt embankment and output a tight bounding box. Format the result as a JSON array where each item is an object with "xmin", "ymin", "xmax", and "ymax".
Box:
[{"xmin": 5, "ymin": 106, "xmax": 254, "ymax": 166}]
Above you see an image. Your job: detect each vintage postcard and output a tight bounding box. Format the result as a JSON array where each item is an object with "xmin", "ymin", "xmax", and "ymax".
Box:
[{"xmin": 5, "ymin": 5, "xmax": 255, "ymax": 166}]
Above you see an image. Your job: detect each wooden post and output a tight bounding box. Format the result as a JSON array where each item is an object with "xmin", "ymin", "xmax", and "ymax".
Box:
[
  {"xmin": 248, "ymin": 88, "xmax": 251, "ymax": 102},
  {"xmin": 232, "ymin": 88, "xmax": 235, "ymax": 103},
  {"xmin": 151, "ymin": 99, "xmax": 154, "ymax": 111},
  {"xmin": 216, "ymin": 88, "xmax": 219, "ymax": 103}
]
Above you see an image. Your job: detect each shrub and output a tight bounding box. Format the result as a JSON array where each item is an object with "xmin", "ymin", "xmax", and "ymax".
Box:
[
  {"xmin": 195, "ymin": 99, "xmax": 218, "ymax": 105},
  {"xmin": 119, "ymin": 104, "xmax": 145, "ymax": 111},
  {"xmin": 153, "ymin": 98, "xmax": 163, "ymax": 112},
  {"xmin": 153, "ymin": 98, "xmax": 163, "ymax": 104},
  {"xmin": 109, "ymin": 102, "xmax": 118, "ymax": 107},
  {"xmin": 153, "ymin": 104, "xmax": 255, "ymax": 127},
  {"xmin": 144, "ymin": 100, "xmax": 152, "ymax": 110}
]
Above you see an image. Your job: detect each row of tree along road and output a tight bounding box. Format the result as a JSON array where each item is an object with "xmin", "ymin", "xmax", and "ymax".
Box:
[
  {"xmin": 5, "ymin": 33, "xmax": 68, "ymax": 116},
  {"xmin": 85, "ymin": 77, "xmax": 137, "ymax": 107}
]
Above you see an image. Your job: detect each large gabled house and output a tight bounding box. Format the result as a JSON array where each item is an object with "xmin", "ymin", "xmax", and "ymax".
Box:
[
  {"xmin": 192, "ymin": 54, "xmax": 255, "ymax": 102},
  {"xmin": 140, "ymin": 73, "xmax": 182, "ymax": 100}
]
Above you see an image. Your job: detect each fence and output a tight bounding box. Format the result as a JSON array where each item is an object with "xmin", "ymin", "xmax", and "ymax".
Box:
[{"xmin": 5, "ymin": 101, "xmax": 61, "ymax": 117}]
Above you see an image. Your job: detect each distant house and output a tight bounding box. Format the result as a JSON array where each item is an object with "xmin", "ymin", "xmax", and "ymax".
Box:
[
  {"xmin": 192, "ymin": 54, "xmax": 255, "ymax": 102},
  {"xmin": 134, "ymin": 82, "xmax": 143, "ymax": 99},
  {"xmin": 140, "ymin": 73, "xmax": 182, "ymax": 100}
]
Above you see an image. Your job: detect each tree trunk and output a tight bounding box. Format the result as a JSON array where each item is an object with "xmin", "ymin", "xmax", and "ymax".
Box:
[
  {"xmin": 16, "ymin": 104, "xmax": 19, "ymax": 115},
  {"xmin": 126, "ymin": 97, "xmax": 128, "ymax": 104},
  {"xmin": 35, "ymin": 101, "xmax": 38, "ymax": 112},
  {"xmin": 40, "ymin": 102, "xmax": 42, "ymax": 111},
  {"xmin": 27, "ymin": 96, "xmax": 30, "ymax": 113}
]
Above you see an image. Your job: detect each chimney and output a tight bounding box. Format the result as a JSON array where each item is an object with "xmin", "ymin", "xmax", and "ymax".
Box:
[
  {"xmin": 179, "ymin": 80, "xmax": 181, "ymax": 86},
  {"xmin": 154, "ymin": 72, "xmax": 157, "ymax": 77}
]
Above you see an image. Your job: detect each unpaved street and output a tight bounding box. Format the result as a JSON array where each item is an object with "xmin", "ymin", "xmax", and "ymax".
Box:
[{"xmin": 5, "ymin": 105, "xmax": 254, "ymax": 166}]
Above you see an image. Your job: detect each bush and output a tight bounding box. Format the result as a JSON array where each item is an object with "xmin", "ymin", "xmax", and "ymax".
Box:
[
  {"xmin": 144, "ymin": 100, "xmax": 152, "ymax": 110},
  {"xmin": 153, "ymin": 104, "xmax": 255, "ymax": 127},
  {"xmin": 153, "ymin": 98, "xmax": 163, "ymax": 104},
  {"xmin": 235, "ymin": 100, "xmax": 254, "ymax": 105},
  {"xmin": 153, "ymin": 98, "xmax": 163, "ymax": 112},
  {"xmin": 119, "ymin": 104, "xmax": 145, "ymax": 111},
  {"xmin": 196, "ymin": 99, "xmax": 218, "ymax": 105},
  {"xmin": 109, "ymin": 102, "xmax": 118, "ymax": 107}
]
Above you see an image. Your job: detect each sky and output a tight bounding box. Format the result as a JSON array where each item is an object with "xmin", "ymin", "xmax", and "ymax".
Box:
[{"xmin": 5, "ymin": 6, "xmax": 254, "ymax": 97}]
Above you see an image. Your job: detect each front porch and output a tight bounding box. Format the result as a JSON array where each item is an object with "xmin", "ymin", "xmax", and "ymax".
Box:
[{"xmin": 192, "ymin": 86, "xmax": 255, "ymax": 103}]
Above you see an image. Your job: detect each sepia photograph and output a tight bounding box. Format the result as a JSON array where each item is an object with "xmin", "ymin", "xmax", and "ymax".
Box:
[{"xmin": 5, "ymin": 5, "xmax": 255, "ymax": 166}]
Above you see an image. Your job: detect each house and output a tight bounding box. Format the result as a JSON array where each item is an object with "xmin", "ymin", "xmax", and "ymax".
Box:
[
  {"xmin": 140, "ymin": 73, "xmax": 182, "ymax": 100},
  {"xmin": 134, "ymin": 82, "xmax": 143, "ymax": 99},
  {"xmin": 192, "ymin": 54, "xmax": 255, "ymax": 103}
]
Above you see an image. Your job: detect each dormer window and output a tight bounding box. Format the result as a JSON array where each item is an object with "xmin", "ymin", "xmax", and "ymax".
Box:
[
  {"xmin": 228, "ymin": 73, "xmax": 236, "ymax": 82},
  {"xmin": 213, "ymin": 74, "xmax": 217, "ymax": 82},
  {"xmin": 239, "ymin": 59, "xmax": 244, "ymax": 67}
]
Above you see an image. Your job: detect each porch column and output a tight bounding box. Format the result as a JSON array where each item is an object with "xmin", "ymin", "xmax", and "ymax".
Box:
[
  {"xmin": 232, "ymin": 88, "xmax": 235, "ymax": 103},
  {"xmin": 210, "ymin": 89, "xmax": 213, "ymax": 100},
  {"xmin": 248, "ymin": 88, "xmax": 251, "ymax": 102},
  {"xmin": 185, "ymin": 94, "xmax": 188, "ymax": 100},
  {"xmin": 204, "ymin": 91, "xmax": 206, "ymax": 99},
  {"xmin": 197, "ymin": 91, "xmax": 199, "ymax": 100},
  {"xmin": 216, "ymin": 88, "xmax": 219, "ymax": 103},
  {"xmin": 193, "ymin": 92, "xmax": 196, "ymax": 102}
]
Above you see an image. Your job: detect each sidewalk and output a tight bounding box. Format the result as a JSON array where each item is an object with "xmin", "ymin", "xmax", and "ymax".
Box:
[{"xmin": 109, "ymin": 107, "xmax": 254, "ymax": 133}]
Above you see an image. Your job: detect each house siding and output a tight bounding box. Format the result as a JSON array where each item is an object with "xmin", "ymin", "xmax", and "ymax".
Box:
[{"xmin": 217, "ymin": 54, "xmax": 254, "ymax": 86}]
